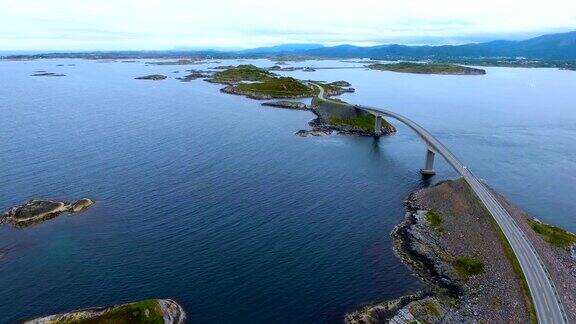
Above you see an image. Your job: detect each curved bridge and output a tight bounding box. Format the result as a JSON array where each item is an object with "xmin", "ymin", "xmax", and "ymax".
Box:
[{"xmin": 310, "ymin": 83, "xmax": 567, "ymax": 323}]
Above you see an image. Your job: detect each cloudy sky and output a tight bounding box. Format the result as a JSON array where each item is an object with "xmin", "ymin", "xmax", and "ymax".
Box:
[{"xmin": 1, "ymin": 0, "xmax": 575, "ymax": 51}]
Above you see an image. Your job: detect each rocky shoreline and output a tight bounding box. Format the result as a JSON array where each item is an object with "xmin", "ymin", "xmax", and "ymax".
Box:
[
  {"xmin": 175, "ymin": 70, "xmax": 213, "ymax": 82},
  {"xmin": 1, "ymin": 198, "xmax": 95, "ymax": 227},
  {"xmin": 261, "ymin": 100, "xmax": 309, "ymax": 110},
  {"xmin": 296, "ymin": 97, "xmax": 397, "ymax": 137},
  {"xmin": 135, "ymin": 74, "xmax": 167, "ymax": 80},
  {"xmin": 219, "ymin": 84, "xmax": 314, "ymax": 100},
  {"xmin": 346, "ymin": 179, "xmax": 531, "ymax": 323},
  {"xmin": 25, "ymin": 299, "xmax": 186, "ymax": 324},
  {"xmin": 296, "ymin": 116, "xmax": 396, "ymax": 137}
]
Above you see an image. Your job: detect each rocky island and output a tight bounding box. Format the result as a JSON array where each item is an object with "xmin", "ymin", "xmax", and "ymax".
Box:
[
  {"xmin": 206, "ymin": 64, "xmax": 393, "ymax": 137},
  {"xmin": 317, "ymin": 80, "xmax": 356, "ymax": 96},
  {"xmin": 296, "ymin": 94, "xmax": 396, "ymax": 137},
  {"xmin": 135, "ymin": 74, "xmax": 167, "ymax": 80},
  {"xmin": 146, "ymin": 59, "xmax": 202, "ymax": 65},
  {"xmin": 25, "ymin": 299, "xmax": 186, "ymax": 324},
  {"xmin": 368, "ymin": 62, "xmax": 486, "ymax": 75},
  {"xmin": 220, "ymin": 77, "xmax": 316, "ymax": 99},
  {"xmin": 31, "ymin": 72, "xmax": 66, "ymax": 77},
  {"xmin": 207, "ymin": 64, "xmax": 316, "ymax": 99},
  {"xmin": 346, "ymin": 178, "xmax": 576, "ymax": 323},
  {"xmin": 261, "ymin": 100, "xmax": 308, "ymax": 110},
  {"xmin": 1, "ymin": 198, "xmax": 95, "ymax": 227},
  {"xmin": 175, "ymin": 70, "xmax": 213, "ymax": 82}
]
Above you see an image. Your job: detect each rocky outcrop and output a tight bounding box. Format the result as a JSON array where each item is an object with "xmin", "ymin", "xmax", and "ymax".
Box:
[
  {"xmin": 25, "ymin": 299, "xmax": 186, "ymax": 324},
  {"xmin": 1, "ymin": 198, "xmax": 96, "ymax": 227},
  {"xmin": 220, "ymin": 85, "xmax": 313, "ymax": 100},
  {"xmin": 268, "ymin": 65, "xmax": 299, "ymax": 71},
  {"xmin": 31, "ymin": 72, "xmax": 65, "ymax": 77},
  {"xmin": 135, "ymin": 74, "xmax": 167, "ymax": 80},
  {"xmin": 329, "ymin": 80, "xmax": 352, "ymax": 87},
  {"xmin": 299, "ymin": 98, "xmax": 396, "ymax": 137},
  {"xmin": 176, "ymin": 70, "xmax": 212, "ymax": 82},
  {"xmin": 212, "ymin": 65, "xmax": 236, "ymax": 70},
  {"xmin": 296, "ymin": 118, "xmax": 336, "ymax": 137},
  {"xmin": 345, "ymin": 179, "xmax": 530, "ymax": 323},
  {"xmin": 71, "ymin": 198, "xmax": 95, "ymax": 212},
  {"xmin": 261, "ymin": 101, "xmax": 308, "ymax": 110}
]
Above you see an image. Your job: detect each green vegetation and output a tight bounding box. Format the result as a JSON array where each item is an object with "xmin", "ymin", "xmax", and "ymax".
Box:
[
  {"xmin": 437, "ymin": 293, "xmax": 458, "ymax": 307},
  {"xmin": 451, "ymin": 256, "xmax": 485, "ymax": 279},
  {"xmin": 329, "ymin": 114, "xmax": 391, "ymax": 132},
  {"xmin": 425, "ymin": 210, "xmax": 443, "ymax": 232},
  {"xmin": 528, "ymin": 219, "xmax": 576, "ymax": 249},
  {"xmin": 368, "ymin": 62, "xmax": 486, "ymax": 75},
  {"xmin": 424, "ymin": 301, "xmax": 440, "ymax": 316},
  {"xmin": 233, "ymin": 77, "xmax": 315, "ymax": 97},
  {"xmin": 212, "ymin": 64, "xmax": 274, "ymax": 82},
  {"xmin": 321, "ymin": 83, "xmax": 345, "ymax": 94},
  {"xmin": 66, "ymin": 300, "xmax": 163, "ymax": 324}
]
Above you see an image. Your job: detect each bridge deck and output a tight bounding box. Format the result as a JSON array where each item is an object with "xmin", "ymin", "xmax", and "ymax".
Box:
[{"xmin": 311, "ymin": 82, "xmax": 567, "ymax": 323}]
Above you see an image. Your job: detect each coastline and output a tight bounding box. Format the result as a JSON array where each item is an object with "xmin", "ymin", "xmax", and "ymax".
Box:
[
  {"xmin": 346, "ymin": 178, "xmax": 531, "ymax": 323},
  {"xmin": 347, "ymin": 178, "xmax": 576, "ymax": 323}
]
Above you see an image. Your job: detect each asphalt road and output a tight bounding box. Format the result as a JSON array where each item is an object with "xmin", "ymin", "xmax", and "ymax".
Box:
[{"xmin": 311, "ymin": 83, "xmax": 567, "ymax": 323}]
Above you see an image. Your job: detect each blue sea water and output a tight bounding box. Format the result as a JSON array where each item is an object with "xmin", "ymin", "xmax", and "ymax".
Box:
[{"xmin": 0, "ymin": 58, "xmax": 574, "ymax": 323}]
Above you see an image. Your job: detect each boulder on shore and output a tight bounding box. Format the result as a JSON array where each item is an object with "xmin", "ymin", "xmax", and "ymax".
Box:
[{"xmin": 1, "ymin": 198, "xmax": 95, "ymax": 227}]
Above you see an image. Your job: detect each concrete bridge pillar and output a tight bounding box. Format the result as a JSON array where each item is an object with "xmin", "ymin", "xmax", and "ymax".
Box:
[
  {"xmin": 374, "ymin": 115, "xmax": 383, "ymax": 136},
  {"xmin": 420, "ymin": 147, "xmax": 436, "ymax": 176}
]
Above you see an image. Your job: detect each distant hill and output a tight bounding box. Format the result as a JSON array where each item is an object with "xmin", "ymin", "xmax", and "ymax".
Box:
[
  {"xmin": 238, "ymin": 43, "xmax": 324, "ymax": 54},
  {"xmin": 5, "ymin": 31, "xmax": 575, "ymax": 61},
  {"xmin": 302, "ymin": 31, "xmax": 576, "ymax": 60}
]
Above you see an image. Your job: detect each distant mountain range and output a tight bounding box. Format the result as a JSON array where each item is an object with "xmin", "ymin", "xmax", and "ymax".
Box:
[
  {"xmin": 236, "ymin": 31, "xmax": 576, "ymax": 60},
  {"xmin": 4, "ymin": 31, "xmax": 575, "ymax": 61},
  {"xmin": 237, "ymin": 43, "xmax": 324, "ymax": 55}
]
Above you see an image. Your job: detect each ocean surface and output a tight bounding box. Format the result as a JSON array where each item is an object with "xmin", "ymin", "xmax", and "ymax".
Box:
[{"xmin": 0, "ymin": 58, "xmax": 574, "ymax": 323}]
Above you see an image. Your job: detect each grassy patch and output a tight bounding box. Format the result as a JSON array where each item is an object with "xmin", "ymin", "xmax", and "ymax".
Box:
[
  {"xmin": 425, "ymin": 210, "xmax": 443, "ymax": 232},
  {"xmin": 424, "ymin": 301, "xmax": 440, "ymax": 316},
  {"xmin": 234, "ymin": 77, "xmax": 315, "ymax": 97},
  {"xmin": 320, "ymin": 83, "xmax": 345, "ymax": 94},
  {"xmin": 368, "ymin": 62, "xmax": 485, "ymax": 75},
  {"xmin": 212, "ymin": 64, "xmax": 274, "ymax": 82},
  {"xmin": 528, "ymin": 219, "xmax": 576, "ymax": 249},
  {"xmin": 328, "ymin": 114, "xmax": 391, "ymax": 132},
  {"xmin": 451, "ymin": 256, "xmax": 485, "ymax": 279},
  {"xmin": 67, "ymin": 300, "xmax": 163, "ymax": 324}
]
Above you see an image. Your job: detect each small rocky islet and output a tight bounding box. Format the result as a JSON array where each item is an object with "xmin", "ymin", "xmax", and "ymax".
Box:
[
  {"xmin": 261, "ymin": 100, "xmax": 308, "ymax": 110},
  {"xmin": 135, "ymin": 74, "xmax": 167, "ymax": 80},
  {"xmin": 25, "ymin": 299, "xmax": 186, "ymax": 324},
  {"xmin": 31, "ymin": 72, "xmax": 66, "ymax": 77},
  {"xmin": 1, "ymin": 198, "xmax": 95, "ymax": 227},
  {"xmin": 175, "ymin": 69, "xmax": 214, "ymax": 82}
]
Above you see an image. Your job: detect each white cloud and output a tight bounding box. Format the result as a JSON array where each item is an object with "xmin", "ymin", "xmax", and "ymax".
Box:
[{"xmin": 0, "ymin": 0, "xmax": 574, "ymax": 50}]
